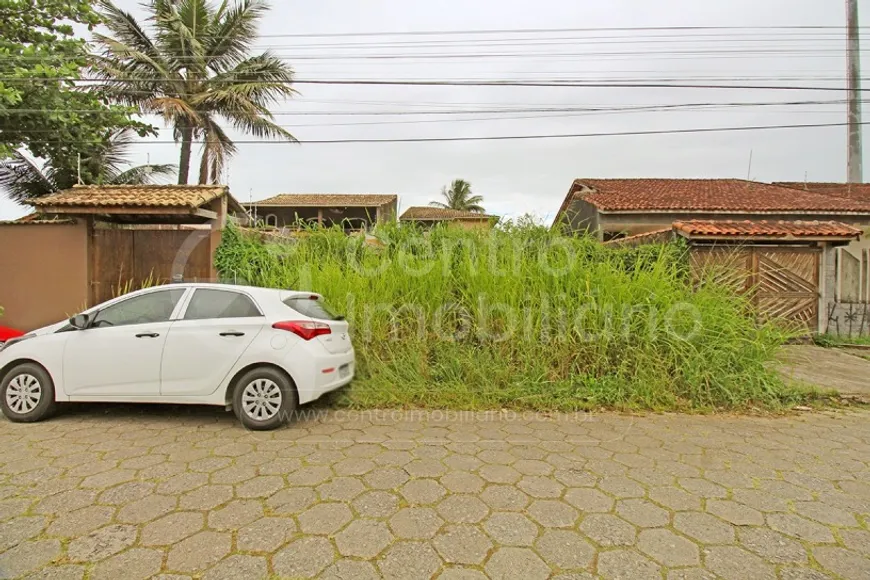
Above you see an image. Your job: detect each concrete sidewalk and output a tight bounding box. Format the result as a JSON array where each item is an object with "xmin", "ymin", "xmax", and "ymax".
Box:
[
  {"xmin": 778, "ymin": 344, "xmax": 870, "ymax": 397},
  {"xmin": 1, "ymin": 406, "xmax": 870, "ymax": 579}
]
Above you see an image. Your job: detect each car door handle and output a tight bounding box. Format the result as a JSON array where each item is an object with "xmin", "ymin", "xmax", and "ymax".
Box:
[
  {"xmin": 219, "ymin": 331, "xmax": 245, "ymax": 337},
  {"xmin": 136, "ymin": 332, "xmax": 160, "ymax": 338}
]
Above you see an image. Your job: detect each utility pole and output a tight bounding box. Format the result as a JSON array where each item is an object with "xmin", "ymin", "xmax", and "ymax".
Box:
[{"xmin": 847, "ymin": 0, "xmax": 863, "ymax": 183}]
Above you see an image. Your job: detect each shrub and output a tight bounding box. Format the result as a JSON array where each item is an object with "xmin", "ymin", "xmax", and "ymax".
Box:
[{"xmin": 215, "ymin": 222, "xmax": 812, "ymax": 411}]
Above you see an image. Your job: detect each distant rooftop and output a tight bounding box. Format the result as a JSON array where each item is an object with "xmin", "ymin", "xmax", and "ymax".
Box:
[
  {"xmin": 400, "ymin": 206, "xmax": 497, "ymax": 221},
  {"xmin": 249, "ymin": 193, "xmax": 397, "ymax": 207}
]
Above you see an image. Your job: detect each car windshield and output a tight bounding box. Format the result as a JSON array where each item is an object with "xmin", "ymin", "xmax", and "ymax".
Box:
[{"xmin": 283, "ymin": 296, "xmax": 342, "ymax": 321}]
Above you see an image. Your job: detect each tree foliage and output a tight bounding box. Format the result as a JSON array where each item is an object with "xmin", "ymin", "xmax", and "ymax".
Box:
[
  {"xmin": 93, "ymin": 0, "xmax": 297, "ymax": 185},
  {"xmin": 0, "ymin": 128, "xmax": 175, "ymax": 202},
  {"xmin": 0, "ymin": 0, "xmax": 153, "ymax": 163},
  {"xmin": 431, "ymin": 179, "xmax": 486, "ymax": 213}
]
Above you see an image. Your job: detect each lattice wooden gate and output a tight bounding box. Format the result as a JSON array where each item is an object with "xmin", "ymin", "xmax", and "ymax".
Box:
[
  {"xmin": 754, "ymin": 248, "xmax": 820, "ymax": 332},
  {"xmin": 690, "ymin": 246, "xmax": 821, "ymax": 332}
]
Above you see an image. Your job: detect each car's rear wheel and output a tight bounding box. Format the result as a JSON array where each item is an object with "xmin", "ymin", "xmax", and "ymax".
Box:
[
  {"xmin": 0, "ymin": 363, "xmax": 57, "ymax": 423},
  {"xmin": 232, "ymin": 367, "xmax": 297, "ymax": 431}
]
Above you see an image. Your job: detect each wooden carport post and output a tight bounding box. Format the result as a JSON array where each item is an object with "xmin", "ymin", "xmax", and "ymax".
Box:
[{"xmin": 208, "ymin": 194, "xmax": 228, "ymax": 282}]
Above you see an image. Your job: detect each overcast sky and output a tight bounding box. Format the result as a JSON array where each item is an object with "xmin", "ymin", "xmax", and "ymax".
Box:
[{"xmin": 0, "ymin": 0, "xmax": 863, "ymax": 221}]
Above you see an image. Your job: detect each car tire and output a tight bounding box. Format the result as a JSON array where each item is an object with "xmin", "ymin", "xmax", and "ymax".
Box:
[
  {"xmin": 0, "ymin": 363, "xmax": 57, "ymax": 423},
  {"xmin": 232, "ymin": 366, "xmax": 298, "ymax": 431}
]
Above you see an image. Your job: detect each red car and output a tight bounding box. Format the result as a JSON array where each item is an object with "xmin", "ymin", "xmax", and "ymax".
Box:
[{"xmin": 0, "ymin": 326, "xmax": 23, "ymax": 343}]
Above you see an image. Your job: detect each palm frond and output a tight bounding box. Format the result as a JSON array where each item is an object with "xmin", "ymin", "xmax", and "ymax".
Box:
[
  {"xmin": 89, "ymin": 40, "xmax": 183, "ymax": 108},
  {"xmin": 204, "ymin": 0, "xmax": 269, "ymax": 72},
  {"xmin": 191, "ymin": 88, "xmax": 261, "ymax": 117},
  {"xmin": 0, "ymin": 153, "xmax": 57, "ymax": 202},
  {"xmin": 94, "ymin": 127, "xmax": 138, "ymax": 178},
  {"xmin": 152, "ymin": 0, "xmax": 208, "ymax": 74},
  {"xmin": 226, "ymin": 114, "xmax": 296, "ymax": 142},
  {"xmin": 97, "ymin": 1, "xmax": 163, "ymax": 61},
  {"xmin": 145, "ymin": 96, "xmax": 202, "ymax": 125},
  {"xmin": 94, "ymin": 2, "xmax": 180, "ymax": 85},
  {"xmin": 198, "ymin": 116, "xmax": 237, "ymax": 184},
  {"xmin": 111, "ymin": 164, "xmax": 177, "ymax": 185},
  {"xmin": 202, "ymin": 53, "xmax": 297, "ymax": 107}
]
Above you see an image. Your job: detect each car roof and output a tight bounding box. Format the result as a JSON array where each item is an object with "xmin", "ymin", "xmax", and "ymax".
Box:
[
  {"xmin": 168, "ymin": 282, "xmax": 320, "ymax": 296},
  {"xmin": 125, "ymin": 283, "xmax": 318, "ymax": 300}
]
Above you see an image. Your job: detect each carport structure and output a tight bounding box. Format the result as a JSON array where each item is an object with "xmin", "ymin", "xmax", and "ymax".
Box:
[
  {"xmin": 0, "ymin": 185, "xmax": 245, "ymax": 330},
  {"xmin": 610, "ymin": 219, "xmax": 863, "ymax": 332}
]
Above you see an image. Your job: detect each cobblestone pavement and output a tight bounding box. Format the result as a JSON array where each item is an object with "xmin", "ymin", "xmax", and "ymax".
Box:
[{"xmin": 2, "ymin": 406, "xmax": 870, "ymax": 579}]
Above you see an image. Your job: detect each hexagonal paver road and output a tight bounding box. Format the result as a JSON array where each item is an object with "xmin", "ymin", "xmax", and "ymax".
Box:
[{"xmin": 2, "ymin": 405, "xmax": 870, "ymax": 578}]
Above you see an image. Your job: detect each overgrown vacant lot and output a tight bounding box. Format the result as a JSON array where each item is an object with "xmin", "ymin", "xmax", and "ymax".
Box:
[{"xmin": 216, "ymin": 222, "xmax": 816, "ymax": 412}]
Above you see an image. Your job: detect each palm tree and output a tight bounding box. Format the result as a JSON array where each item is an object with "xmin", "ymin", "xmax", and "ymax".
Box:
[
  {"xmin": 92, "ymin": 0, "xmax": 297, "ymax": 185},
  {"xmin": 430, "ymin": 179, "xmax": 485, "ymax": 213},
  {"xmin": 0, "ymin": 128, "xmax": 175, "ymax": 202}
]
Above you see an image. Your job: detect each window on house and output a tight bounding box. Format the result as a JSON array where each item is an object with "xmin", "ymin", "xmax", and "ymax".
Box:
[{"xmin": 264, "ymin": 214, "xmax": 278, "ymax": 228}]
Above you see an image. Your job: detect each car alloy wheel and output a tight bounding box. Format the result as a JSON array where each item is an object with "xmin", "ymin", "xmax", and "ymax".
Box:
[
  {"xmin": 241, "ymin": 378, "xmax": 283, "ymax": 421},
  {"xmin": 5, "ymin": 373, "xmax": 42, "ymax": 414}
]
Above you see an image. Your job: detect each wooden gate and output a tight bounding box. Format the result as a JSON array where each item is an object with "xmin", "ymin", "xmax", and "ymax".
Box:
[
  {"xmin": 91, "ymin": 227, "xmax": 212, "ymax": 304},
  {"xmin": 754, "ymin": 248, "xmax": 820, "ymax": 331},
  {"xmin": 690, "ymin": 246, "xmax": 821, "ymax": 331}
]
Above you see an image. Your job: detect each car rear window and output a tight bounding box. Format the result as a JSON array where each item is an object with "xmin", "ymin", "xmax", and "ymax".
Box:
[{"xmin": 283, "ymin": 296, "xmax": 342, "ymax": 320}]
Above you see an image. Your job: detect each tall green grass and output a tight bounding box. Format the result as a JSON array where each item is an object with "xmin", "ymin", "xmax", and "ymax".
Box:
[{"xmin": 215, "ymin": 221, "xmax": 813, "ymax": 411}]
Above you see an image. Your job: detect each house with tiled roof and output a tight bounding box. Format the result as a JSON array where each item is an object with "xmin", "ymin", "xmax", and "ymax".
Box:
[
  {"xmin": 552, "ymin": 178, "xmax": 870, "ymax": 242},
  {"xmin": 245, "ymin": 193, "xmax": 398, "ymax": 233},
  {"xmin": 400, "ymin": 206, "xmax": 499, "ymax": 229},
  {"xmin": 554, "ymin": 179, "xmax": 870, "ymax": 335}
]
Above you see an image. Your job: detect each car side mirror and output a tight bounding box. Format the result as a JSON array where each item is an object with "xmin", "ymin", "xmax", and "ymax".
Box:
[{"xmin": 68, "ymin": 313, "xmax": 93, "ymax": 330}]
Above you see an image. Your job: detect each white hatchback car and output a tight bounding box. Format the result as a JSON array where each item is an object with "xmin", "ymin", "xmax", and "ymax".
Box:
[{"xmin": 0, "ymin": 284, "xmax": 355, "ymax": 430}]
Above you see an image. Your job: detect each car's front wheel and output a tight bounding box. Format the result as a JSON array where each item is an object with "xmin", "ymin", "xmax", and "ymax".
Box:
[
  {"xmin": 232, "ymin": 367, "xmax": 298, "ymax": 431},
  {"xmin": 0, "ymin": 363, "xmax": 57, "ymax": 423}
]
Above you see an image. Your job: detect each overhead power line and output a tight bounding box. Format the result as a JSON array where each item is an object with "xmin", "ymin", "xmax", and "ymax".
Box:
[
  {"xmin": 138, "ymin": 25, "xmax": 870, "ymax": 39},
  {"xmin": 6, "ymin": 77, "xmax": 869, "ymax": 93},
  {"xmin": 11, "ymin": 46, "xmax": 870, "ymax": 63},
  {"xmin": 11, "ymin": 105, "xmax": 856, "ymax": 133},
  {"xmin": 3, "ymin": 99, "xmax": 865, "ymax": 118},
  {"xmin": 20, "ymin": 120, "xmax": 869, "ymax": 146},
  {"xmin": 286, "ymin": 79, "xmax": 869, "ymax": 91}
]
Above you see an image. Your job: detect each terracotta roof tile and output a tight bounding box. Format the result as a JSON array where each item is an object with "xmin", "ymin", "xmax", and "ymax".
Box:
[
  {"xmin": 30, "ymin": 184, "xmax": 228, "ymax": 209},
  {"xmin": 775, "ymin": 182, "xmax": 870, "ymax": 203},
  {"xmin": 603, "ymin": 228, "xmax": 673, "ymax": 246},
  {"xmin": 557, "ymin": 179, "xmax": 870, "ymax": 216},
  {"xmin": 400, "ymin": 206, "xmax": 496, "ymax": 220},
  {"xmin": 673, "ymin": 219, "xmax": 863, "ymax": 239},
  {"xmin": 0, "ymin": 220, "xmax": 77, "ymax": 226},
  {"xmin": 251, "ymin": 193, "xmax": 397, "ymax": 207}
]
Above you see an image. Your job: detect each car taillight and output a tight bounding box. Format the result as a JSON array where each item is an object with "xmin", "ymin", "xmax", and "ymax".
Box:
[{"xmin": 273, "ymin": 321, "xmax": 331, "ymax": 341}]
